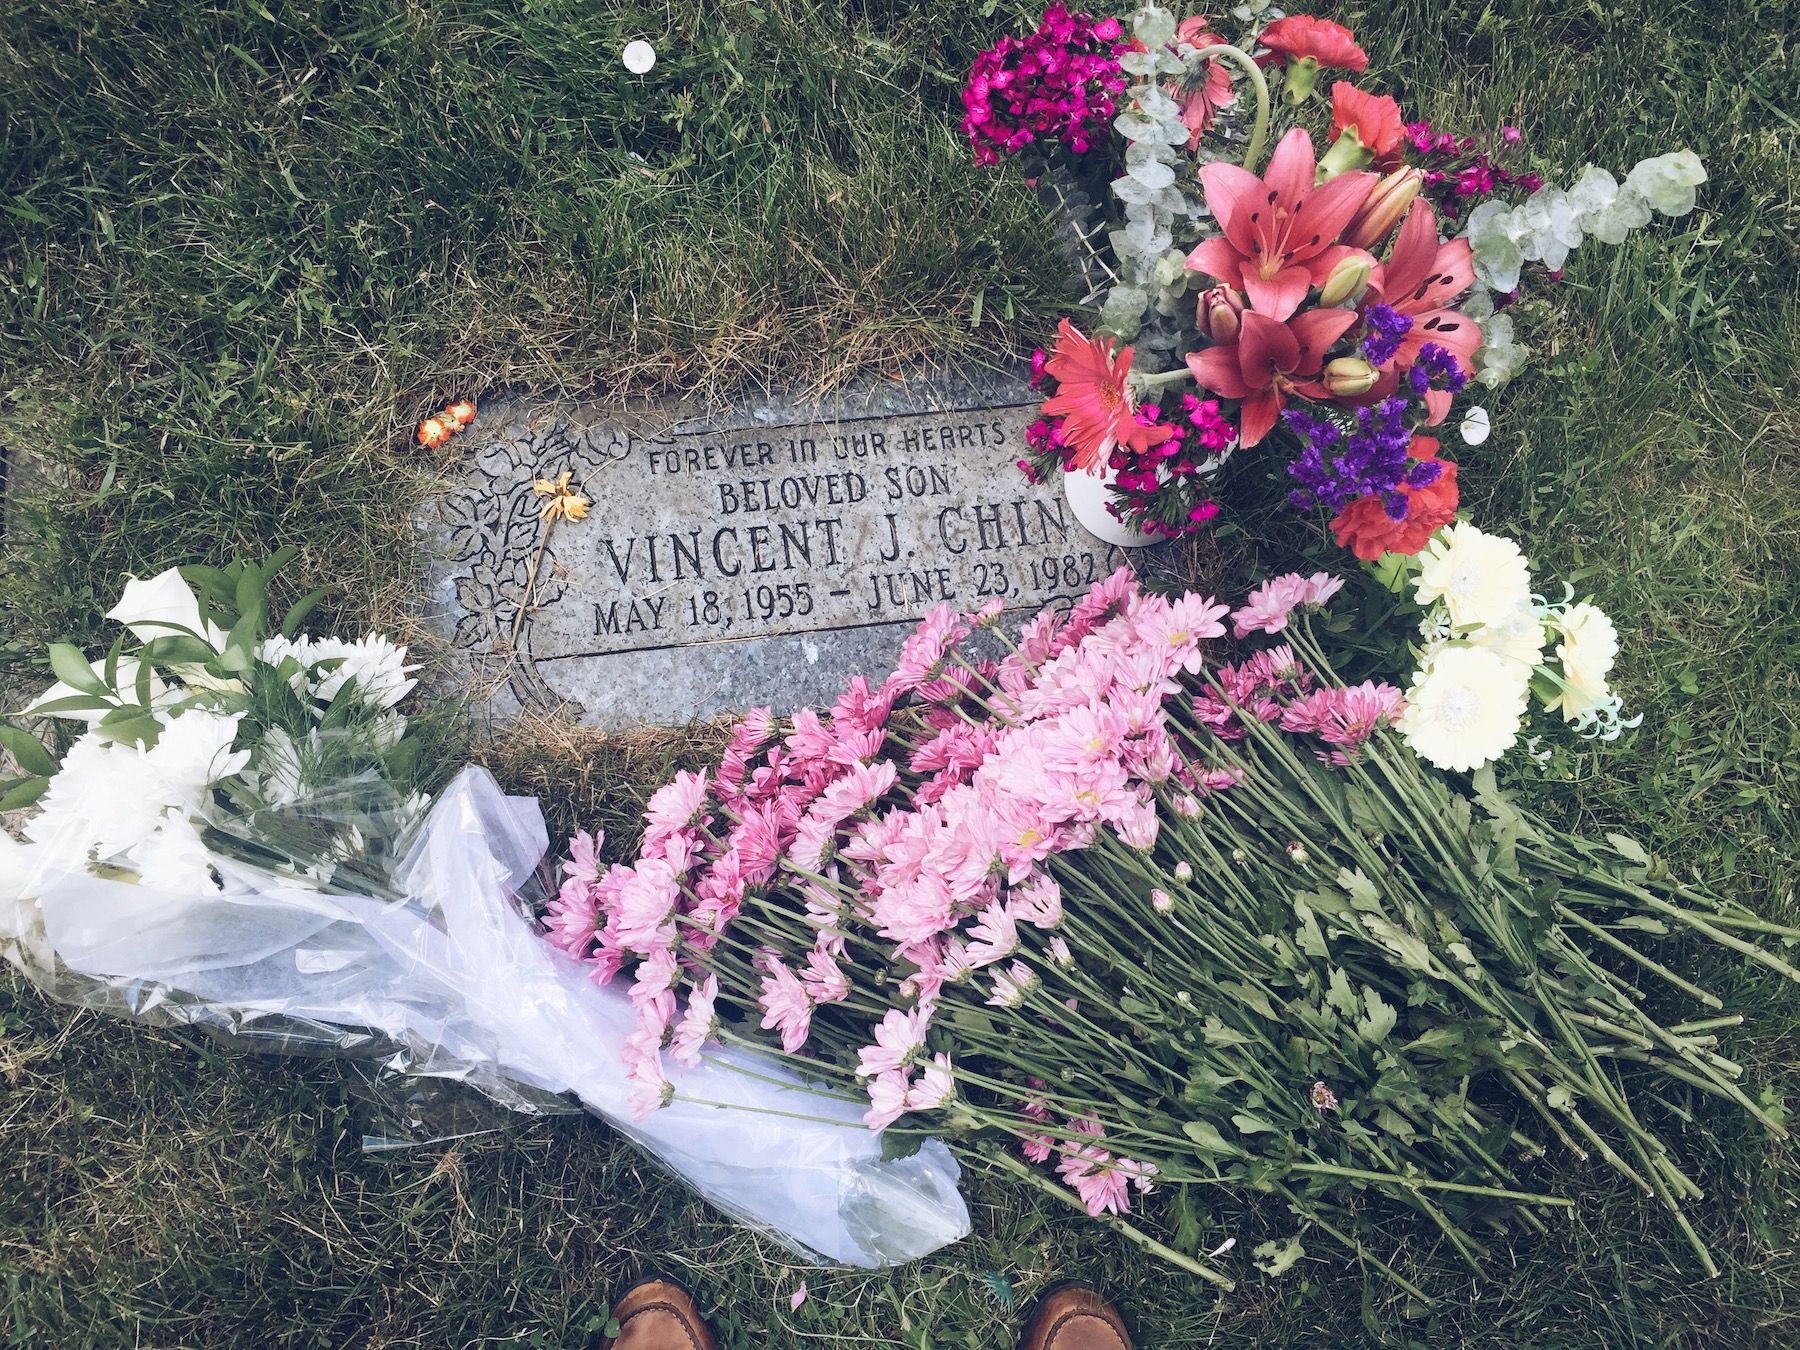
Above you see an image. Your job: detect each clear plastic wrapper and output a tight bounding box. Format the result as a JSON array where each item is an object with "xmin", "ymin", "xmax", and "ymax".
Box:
[{"xmin": 0, "ymin": 766, "xmax": 969, "ymax": 1269}]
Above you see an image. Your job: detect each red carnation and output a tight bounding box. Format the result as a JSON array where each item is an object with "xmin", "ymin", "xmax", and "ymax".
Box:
[
  {"xmin": 1330, "ymin": 436, "xmax": 1459, "ymax": 560},
  {"xmin": 1257, "ymin": 16, "xmax": 1369, "ymax": 73},
  {"xmin": 1330, "ymin": 83, "xmax": 1405, "ymax": 165}
]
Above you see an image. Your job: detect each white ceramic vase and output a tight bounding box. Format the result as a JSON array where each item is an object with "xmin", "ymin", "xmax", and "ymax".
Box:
[{"xmin": 1062, "ymin": 465, "xmax": 1157, "ymax": 549}]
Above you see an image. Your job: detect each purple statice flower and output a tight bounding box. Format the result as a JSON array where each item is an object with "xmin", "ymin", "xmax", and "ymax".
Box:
[
  {"xmin": 1285, "ymin": 397, "xmax": 1419, "ymax": 516},
  {"xmin": 1407, "ymin": 342, "xmax": 1469, "ymax": 398},
  {"xmin": 1360, "ymin": 304, "xmax": 1414, "ymax": 367},
  {"xmin": 1281, "ymin": 408, "xmax": 1343, "ymax": 511}
]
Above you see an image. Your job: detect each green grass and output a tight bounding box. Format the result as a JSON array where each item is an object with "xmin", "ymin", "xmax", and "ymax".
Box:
[{"xmin": 2, "ymin": 0, "xmax": 1798, "ymax": 1344}]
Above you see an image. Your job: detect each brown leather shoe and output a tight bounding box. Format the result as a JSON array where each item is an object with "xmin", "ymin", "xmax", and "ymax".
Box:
[
  {"xmin": 1017, "ymin": 1284, "xmax": 1131, "ymax": 1350},
  {"xmin": 603, "ymin": 1278, "xmax": 717, "ymax": 1350}
]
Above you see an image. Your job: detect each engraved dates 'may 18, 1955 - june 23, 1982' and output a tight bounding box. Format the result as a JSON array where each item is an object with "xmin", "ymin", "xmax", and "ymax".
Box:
[{"xmin": 422, "ymin": 380, "xmax": 1136, "ymax": 728}]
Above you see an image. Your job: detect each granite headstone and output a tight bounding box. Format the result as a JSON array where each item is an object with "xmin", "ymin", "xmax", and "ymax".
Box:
[{"xmin": 417, "ymin": 368, "xmax": 1157, "ymax": 729}]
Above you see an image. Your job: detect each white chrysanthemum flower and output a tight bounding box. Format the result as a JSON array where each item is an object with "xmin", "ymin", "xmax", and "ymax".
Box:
[
  {"xmin": 147, "ymin": 710, "xmax": 249, "ymax": 808},
  {"xmin": 260, "ymin": 633, "xmax": 418, "ymax": 710},
  {"xmin": 126, "ymin": 817, "xmax": 221, "ymax": 895},
  {"xmin": 26, "ymin": 732, "xmax": 168, "ymax": 860},
  {"xmin": 1399, "ymin": 646, "xmax": 1531, "ymax": 771},
  {"xmin": 1471, "ymin": 604, "xmax": 1549, "ymax": 670},
  {"xmin": 1544, "ymin": 602, "xmax": 1620, "ymax": 721},
  {"xmin": 1415, "ymin": 523, "xmax": 1535, "ymax": 629}
]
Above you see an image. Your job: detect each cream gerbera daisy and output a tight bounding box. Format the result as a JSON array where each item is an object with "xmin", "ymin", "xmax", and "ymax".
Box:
[
  {"xmin": 1471, "ymin": 602, "xmax": 1549, "ymax": 670},
  {"xmin": 1414, "ymin": 522, "xmax": 1534, "ymax": 629},
  {"xmin": 1544, "ymin": 601, "xmax": 1620, "ymax": 720},
  {"xmin": 1399, "ymin": 645, "xmax": 1531, "ymax": 771}
]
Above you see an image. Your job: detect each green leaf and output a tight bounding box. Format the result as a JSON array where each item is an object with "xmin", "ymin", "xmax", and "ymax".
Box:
[
  {"xmin": 0, "ymin": 776, "xmax": 50, "ymax": 811},
  {"xmin": 0, "ymin": 725, "xmax": 58, "ymax": 777},
  {"xmin": 97, "ymin": 708, "xmax": 161, "ymax": 748},
  {"xmin": 1231, "ymin": 1112, "xmax": 1276, "ymax": 1135},
  {"xmin": 1252, "ymin": 1235, "xmax": 1305, "ymax": 1277},
  {"xmin": 1606, "ymin": 833, "xmax": 1650, "ymax": 865},
  {"xmin": 14, "ymin": 693, "xmax": 111, "ymax": 718},
  {"xmin": 1356, "ymin": 989, "xmax": 1398, "ymax": 1044},
  {"xmin": 47, "ymin": 644, "xmax": 108, "ymax": 696},
  {"xmin": 1337, "ymin": 867, "xmax": 1381, "ymax": 911},
  {"xmin": 1201, "ymin": 1015, "xmax": 1253, "ymax": 1047},
  {"xmin": 1326, "ymin": 967, "xmax": 1359, "ymax": 1019},
  {"xmin": 281, "ymin": 586, "xmax": 328, "ymax": 638},
  {"xmin": 142, "ymin": 635, "xmax": 222, "ymax": 666},
  {"xmin": 1182, "ymin": 1120, "xmax": 1242, "ymax": 1156},
  {"xmin": 103, "ymin": 633, "xmax": 126, "ymax": 687}
]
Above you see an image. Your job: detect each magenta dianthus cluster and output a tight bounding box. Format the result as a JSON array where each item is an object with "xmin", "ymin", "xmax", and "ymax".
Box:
[
  {"xmin": 1106, "ymin": 396, "xmax": 1232, "ymax": 537},
  {"xmin": 1404, "ymin": 119, "xmax": 1542, "ymax": 219},
  {"xmin": 962, "ymin": 5, "xmax": 1130, "ymax": 167}
]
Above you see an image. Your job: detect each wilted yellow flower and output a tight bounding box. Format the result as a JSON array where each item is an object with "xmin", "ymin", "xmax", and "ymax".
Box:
[{"xmin": 533, "ymin": 470, "xmax": 591, "ymax": 523}]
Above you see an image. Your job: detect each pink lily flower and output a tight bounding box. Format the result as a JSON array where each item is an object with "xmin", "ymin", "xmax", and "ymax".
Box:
[
  {"xmin": 1187, "ymin": 127, "xmax": 1376, "ymax": 320},
  {"xmin": 1185, "ymin": 308, "xmax": 1360, "ymax": 447}
]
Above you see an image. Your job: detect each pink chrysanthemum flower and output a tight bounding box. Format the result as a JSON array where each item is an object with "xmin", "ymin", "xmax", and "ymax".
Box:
[
  {"xmin": 906, "ymin": 1053, "xmax": 956, "ymax": 1112},
  {"xmin": 863, "ymin": 1068, "xmax": 911, "ymax": 1131},
  {"xmin": 800, "ymin": 945, "xmax": 850, "ymax": 1005},
  {"xmin": 857, "ymin": 1007, "xmax": 927, "ymax": 1078},
  {"xmin": 757, "ymin": 956, "xmax": 814, "ymax": 1054},
  {"xmin": 965, "ymin": 899, "xmax": 1021, "ymax": 968},
  {"xmin": 1009, "ymin": 872, "xmax": 1064, "ymax": 929},
  {"xmin": 542, "ymin": 875, "xmax": 599, "ymax": 959},
  {"xmin": 1136, "ymin": 592, "xmax": 1230, "ymax": 675},
  {"xmin": 643, "ymin": 770, "xmax": 709, "ymax": 850},
  {"xmin": 565, "ymin": 828, "xmax": 603, "ymax": 883},
  {"xmin": 988, "ymin": 960, "xmax": 1040, "ymax": 1009},
  {"xmin": 670, "ymin": 974, "xmax": 719, "ymax": 1070}
]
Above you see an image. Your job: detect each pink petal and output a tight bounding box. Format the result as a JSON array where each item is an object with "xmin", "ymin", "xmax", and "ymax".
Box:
[
  {"xmin": 1262, "ymin": 128, "xmax": 1316, "ymax": 211},
  {"xmin": 1236, "ymin": 311, "xmax": 1302, "ymax": 381},
  {"xmin": 1185, "ymin": 234, "xmax": 1245, "ymax": 287},
  {"xmin": 1241, "ymin": 265, "xmax": 1312, "ymax": 322},
  {"xmin": 1286, "ymin": 170, "xmax": 1377, "ymax": 262},
  {"xmin": 1239, "ymin": 387, "xmax": 1283, "ymax": 447},
  {"xmin": 1378, "ymin": 198, "xmax": 1437, "ymax": 303},
  {"xmin": 789, "ymin": 1282, "xmax": 809, "ymax": 1311},
  {"xmin": 1197, "ymin": 161, "xmax": 1266, "ymax": 257},
  {"xmin": 1186, "ymin": 344, "xmax": 1253, "ymax": 400},
  {"xmin": 1288, "ymin": 307, "xmax": 1361, "ymax": 372}
]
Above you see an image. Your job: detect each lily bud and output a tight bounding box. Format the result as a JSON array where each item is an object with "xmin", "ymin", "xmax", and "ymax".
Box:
[
  {"xmin": 1323, "ymin": 357, "xmax": 1379, "ymax": 397},
  {"xmin": 1342, "ymin": 167, "xmax": 1424, "ymax": 250},
  {"xmin": 1196, "ymin": 285, "xmax": 1244, "ymax": 342},
  {"xmin": 1318, "ymin": 254, "xmax": 1372, "ymax": 307},
  {"xmin": 1281, "ymin": 54, "xmax": 1322, "ymax": 106}
]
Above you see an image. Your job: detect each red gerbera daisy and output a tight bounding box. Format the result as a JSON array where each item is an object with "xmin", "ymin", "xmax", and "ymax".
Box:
[
  {"xmin": 1041, "ymin": 319, "xmax": 1164, "ymax": 471},
  {"xmin": 1257, "ymin": 16, "xmax": 1368, "ymax": 73}
]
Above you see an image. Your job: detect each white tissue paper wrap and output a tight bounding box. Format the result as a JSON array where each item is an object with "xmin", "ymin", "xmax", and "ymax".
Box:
[{"xmin": 0, "ymin": 766, "xmax": 969, "ymax": 1268}]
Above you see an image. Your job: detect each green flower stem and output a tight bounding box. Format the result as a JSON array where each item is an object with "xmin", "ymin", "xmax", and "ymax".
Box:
[
  {"xmin": 1624, "ymin": 1128, "xmax": 1718, "ymax": 1280},
  {"xmin": 1192, "ymin": 43, "xmax": 1273, "ymax": 170},
  {"xmin": 1554, "ymin": 903, "xmax": 1724, "ymax": 1008},
  {"xmin": 1273, "ymin": 1186, "xmax": 1434, "ymax": 1305},
  {"xmin": 982, "ymin": 1147, "xmax": 1237, "ymax": 1290}
]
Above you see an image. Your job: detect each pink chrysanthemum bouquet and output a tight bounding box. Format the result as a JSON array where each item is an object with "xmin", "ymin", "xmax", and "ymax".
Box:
[{"xmin": 548, "ymin": 574, "xmax": 1798, "ymax": 1290}]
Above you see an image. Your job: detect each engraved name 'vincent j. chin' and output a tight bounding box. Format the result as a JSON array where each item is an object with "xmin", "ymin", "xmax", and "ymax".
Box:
[{"xmin": 561, "ymin": 408, "xmax": 1113, "ymax": 654}]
